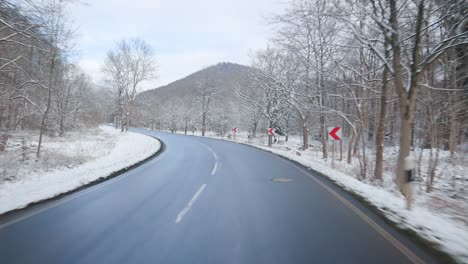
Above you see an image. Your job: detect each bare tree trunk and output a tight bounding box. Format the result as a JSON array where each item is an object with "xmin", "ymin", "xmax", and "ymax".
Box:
[
  {"xmin": 374, "ymin": 64, "xmax": 389, "ymax": 180},
  {"xmin": 426, "ymin": 147, "xmax": 439, "ymax": 193},
  {"xmin": 426, "ymin": 116, "xmax": 440, "ymax": 193},
  {"xmin": 125, "ymin": 99, "xmax": 130, "ymax": 132},
  {"xmin": 347, "ymin": 132, "xmax": 355, "ymax": 164},
  {"xmin": 302, "ymin": 121, "xmax": 308, "ymax": 150},
  {"xmin": 448, "ymin": 93, "xmax": 457, "ymax": 155},
  {"xmin": 37, "ymin": 56, "xmax": 55, "ymax": 159},
  {"xmin": 6, "ymin": 103, "xmax": 12, "ymax": 131},
  {"xmin": 425, "ymin": 86, "xmax": 440, "ymax": 192},
  {"xmin": 339, "ymin": 139, "xmax": 342, "ymax": 161},
  {"xmin": 120, "ymin": 97, "xmax": 124, "ymax": 132},
  {"xmin": 252, "ymin": 121, "xmax": 258, "ymax": 138},
  {"xmin": 353, "ymin": 123, "xmax": 362, "ymax": 157},
  {"xmin": 320, "ymin": 112, "xmax": 328, "ymax": 159},
  {"xmin": 361, "ymin": 123, "xmax": 367, "ymax": 179},
  {"xmin": 202, "ymin": 114, "xmax": 206, "ymax": 136},
  {"xmin": 59, "ymin": 112, "xmax": 65, "ymax": 136},
  {"xmin": 396, "ymin": 110, "xmax": 413, "ymax": 198},
  {"xmin": 121, "ymin": 112, "xmax": 124, "ymax": 132},
  {"xmin": 268, "ymin": 120, "xmax": 273, "ymax": 147},
  {"xmin": 390, "ymin": 0, "xmax": 425, "ymax": 210},
  {"xmin": 388, "ymin": 101, "xmax": 397, "ymax": 143}
]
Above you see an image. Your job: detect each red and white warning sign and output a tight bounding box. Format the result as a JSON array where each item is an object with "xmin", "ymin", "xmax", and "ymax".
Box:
[
  {"xmin": 268, "ymin": 128, "xmax": 275, "ymax": 135},
  {"xmin": 328, "ymin": 126, "xmax": 342, "ymax": 140}
]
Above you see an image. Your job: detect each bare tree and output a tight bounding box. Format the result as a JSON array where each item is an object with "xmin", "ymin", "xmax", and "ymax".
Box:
[
  {"xmin": 53, "ymin": 64, "xmax": 89, "ymax": 135},
  {"xmin": 238, "ymin": 48, "xmax": 291, "ymax": 147},
  {"xmin": 102, "ymin": 38, "xmax": 156, "ymax": 132},
  {"xmin": 36, "ymin": 0, "xmax": 75, "ymax": 158},
  {"xmin": 271, "ymin": 0, "xmax": 342, "ymax": 157},
  {"xmin": 196, "ymin": 72, "xmax": 217, "ymax": 136}
]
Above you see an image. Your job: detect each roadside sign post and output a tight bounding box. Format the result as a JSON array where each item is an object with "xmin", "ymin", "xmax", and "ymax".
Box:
[
  {"xmin": 328, "ymin": 126, "xmax": 342, "ymax": 169},
  {"xmin": 268, "ymin": 128, "xmax": 275, "ymax": 147},
  {"xmin": 332, "ymin": 140, "xmax": 335, "ymax": 168},
  {"xmin": 232, "ymin": 127, "xmax": 237, "ymax": 140}
]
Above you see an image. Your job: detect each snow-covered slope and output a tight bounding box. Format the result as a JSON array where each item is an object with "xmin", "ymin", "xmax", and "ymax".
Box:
[{"xmin": 0, "ymin": 126, "xmax": 160, "ymax": 215}]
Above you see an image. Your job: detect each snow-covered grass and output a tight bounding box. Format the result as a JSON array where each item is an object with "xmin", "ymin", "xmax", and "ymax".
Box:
[
  {"xmin": 171, "ymin": 129, "xmax": 467, "ymax": 263},
  {"xmin": 0, "ymin": 125, "xmax": 160, "ymax": 215}
]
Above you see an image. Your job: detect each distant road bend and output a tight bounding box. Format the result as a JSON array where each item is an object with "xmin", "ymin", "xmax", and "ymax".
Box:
[{"xmin": 0, "ymin": 129, "xmax": 440, "ymax": 263}]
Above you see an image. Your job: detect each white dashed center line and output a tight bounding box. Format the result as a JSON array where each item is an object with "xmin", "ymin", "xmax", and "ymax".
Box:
[{"xmin": 175, "ymin": 184, "xmax": 207, "ymax": 224}]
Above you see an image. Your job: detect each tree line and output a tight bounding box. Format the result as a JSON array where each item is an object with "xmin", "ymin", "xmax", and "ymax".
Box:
[{"xmin": 0, "ymin": 0, "xmax": 107, "ymax": 158}]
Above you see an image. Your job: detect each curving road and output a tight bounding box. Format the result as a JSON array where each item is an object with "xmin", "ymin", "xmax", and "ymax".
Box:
[{"xmin": 0, "ymin": 129, "xmax": 439, "ymax": 263}]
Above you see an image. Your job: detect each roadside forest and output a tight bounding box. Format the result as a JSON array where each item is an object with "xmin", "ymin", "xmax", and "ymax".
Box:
[{"xmin": 0, "ymin": 0, "xmax": 110, "ymax": 158}]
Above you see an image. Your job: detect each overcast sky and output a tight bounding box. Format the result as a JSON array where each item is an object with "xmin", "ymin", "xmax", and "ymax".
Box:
[{"xmin": 69, "ymin": 0, "xmax": 286, "ymax": 90}]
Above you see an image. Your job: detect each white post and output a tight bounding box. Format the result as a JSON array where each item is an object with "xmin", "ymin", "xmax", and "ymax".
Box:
[{"xmin": 332, "ymin": 140, "xmax": 336, "ymax": 168}]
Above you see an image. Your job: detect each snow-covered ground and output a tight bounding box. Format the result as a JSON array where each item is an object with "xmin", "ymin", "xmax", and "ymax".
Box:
[
  {"xmin": 0, "ymin": 126, "xmax": 160, "ymax": 215},
  {"xmin": 173, "ymin": 129, "xmax": 468, "ymax": 263}
]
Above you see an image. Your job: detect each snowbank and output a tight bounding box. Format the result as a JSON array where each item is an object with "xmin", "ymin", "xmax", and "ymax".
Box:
[{"xmin": 0, "ymin": 126, "xmax": 160, "ymax": 215}]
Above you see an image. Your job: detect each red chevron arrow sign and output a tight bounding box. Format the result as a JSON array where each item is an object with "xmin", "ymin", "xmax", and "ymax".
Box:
[
  {"xmin": 268, "ymin": 128, "xmax": 275, "ymax": 135},
  {"xmin": 328, "ymin": 126, "xmax": 342, "ymax": 141},
  {"xmin": 233, "ymin": 127, "xmax": 237, "ymax": 133}
]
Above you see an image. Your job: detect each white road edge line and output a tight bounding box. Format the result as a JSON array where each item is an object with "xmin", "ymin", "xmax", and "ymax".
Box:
[
  {"xmin": 205, "ymin": 146, "xmax": 218, "ymax": 175},
  {"xmin": 210, "ymin": 157, "xmax": 218, "ymax": 175},
  {"xmin": 195, "ymin": 141, "xmax": 219, "ymax": 176},
  {"xmin": 175, "ymin": 184, "xmax": 207, "ymax": 224},
  {"xmin": 273, "ymin": 156, "xmax": 425, "ymax": 264}
]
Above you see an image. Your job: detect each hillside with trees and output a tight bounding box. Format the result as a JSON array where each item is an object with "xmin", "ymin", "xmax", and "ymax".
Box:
[{"xmin": 133, "ymin": 62, "xmax": 252, "ymax": 135}]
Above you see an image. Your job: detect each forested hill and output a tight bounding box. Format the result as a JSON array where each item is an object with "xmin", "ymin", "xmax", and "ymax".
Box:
[
  {"xmin": 134, "ymin": 62, "xmax": 254, "ymax": 134},
  {"xmin": 136, "ymin": 62, "xmax": 252, "ymax": 102}
]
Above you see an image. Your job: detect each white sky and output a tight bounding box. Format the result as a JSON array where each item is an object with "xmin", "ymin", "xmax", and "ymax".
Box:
[{"xmin": 69, "ymin": 0, "xmax": 287, "ymax": 90}]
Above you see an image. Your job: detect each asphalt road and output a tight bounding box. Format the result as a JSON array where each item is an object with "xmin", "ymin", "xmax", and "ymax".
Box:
[{"xmin": 0, "ymin": 129, "xmax": 440, "ymax": 264}]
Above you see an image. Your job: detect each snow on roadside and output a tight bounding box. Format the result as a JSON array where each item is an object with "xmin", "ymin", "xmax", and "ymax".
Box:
[
  {"xmin": 175, "ymin": 130, "xmax": 467, "ymax": 263},
  {"xmin": 0, "ymin": 126, "xmax": 160, "ymax": 215}
]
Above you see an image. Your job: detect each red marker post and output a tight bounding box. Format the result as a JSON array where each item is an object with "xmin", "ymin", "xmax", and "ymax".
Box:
[
  {"xmin": 268, "ymin": 128, "xmax": 275, "ymax": 135},
  {"xmin": 327, "ymin": 126, "xmax": 342, "ymax": 168},
  {"xmin": 232, "ymin": 127, "xmax": 237, "ymax": 140},
  {"xmin": 268, "ymin": 128, "xmax": 275, "ymax": 147}
]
